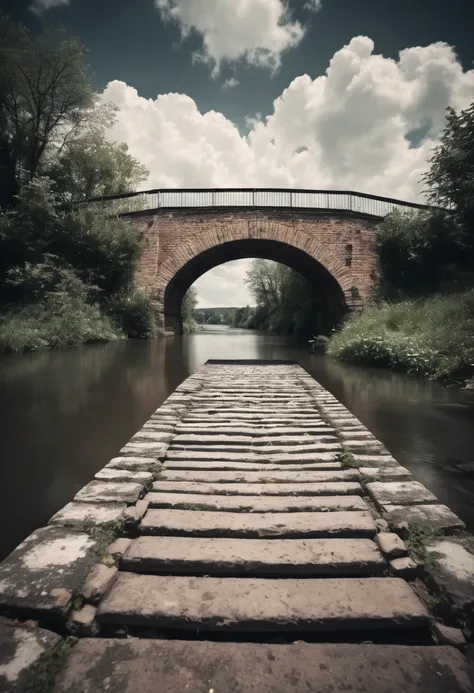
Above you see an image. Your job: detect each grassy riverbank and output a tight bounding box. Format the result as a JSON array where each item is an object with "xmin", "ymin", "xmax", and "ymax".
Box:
[{"xmin": 327, "ymin": 291, "xmax": 474, "ymax": 385}]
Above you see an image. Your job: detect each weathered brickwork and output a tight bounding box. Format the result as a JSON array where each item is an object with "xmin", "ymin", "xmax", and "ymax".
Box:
[{"xmin": 130, "ymin": 209, "xmax": 380, "ymax": 331}]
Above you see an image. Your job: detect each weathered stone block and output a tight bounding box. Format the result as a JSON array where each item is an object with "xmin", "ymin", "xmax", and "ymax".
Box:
[
  {"xmin": 0, "ymin": 619, "xmax": 60, "ymax": 692},
  {"xmin": 0, "ymin": 527, "xmax": 98, "ymax": 617}
]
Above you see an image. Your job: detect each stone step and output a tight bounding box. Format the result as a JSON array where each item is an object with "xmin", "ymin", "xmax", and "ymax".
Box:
[
  {"xmin": 165, "ymin": 450, "xmax": 339, "ymax": 463},
  {"xmin": 152, "ymin": 480, "xmax": 363, "ymax": 496},
  {"xmin": 163, "ymin": 460, "xmax": 342, "ymax": 471},
  {"xmin": 170, "ymin": 444, "xmax": 341, "ymax": 455},
  {"xmin": 97, "ymin": 574, "xmax": 428, "ymax": 632},
  {"xmin": 52, "ymin": 640, "xmax": 474, "ymax": 693},
  {"xmin": 158, "ymin": 469, "xmax": 358, "ymax": 484},
  {"xmin": 122, "ymin": 536, "xmax": 386, "ymax": 576},
  {"xmin": 174, "ymin": 426, "xmax": 333, "ymax": 435},
  {"xmin": 171, "ymin": 434, "xmax": 338, "ymax": 445},
  {"xmin": 184, "ymin": 408, "xmax": 320, "ymax": 415},
  {"xmin": 139, "ymin": 509, "xmax": 376, "ymax": 538},
  {"xmin": 182, "ymin": 415, "xmax": 325, "ymax": 422},
  {"xmin": 145, "ymin": 492, "xmax": 369, "ymax": 512}
]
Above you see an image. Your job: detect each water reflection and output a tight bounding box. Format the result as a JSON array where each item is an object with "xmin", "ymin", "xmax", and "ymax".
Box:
[{"xmin": 0, "ymin": 325, "xmax": 473, "ymax": 560}]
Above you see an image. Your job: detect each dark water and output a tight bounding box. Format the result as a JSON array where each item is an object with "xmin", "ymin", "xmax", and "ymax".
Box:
[{"xmin": 1, "ymin": 324, "xmax": 474, "ymax": 560}]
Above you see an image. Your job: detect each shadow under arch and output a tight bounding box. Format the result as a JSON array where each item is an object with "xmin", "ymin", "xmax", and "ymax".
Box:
[{"xmin": 163, "ymin": 238, "xmax": 349, "ymax": 334}]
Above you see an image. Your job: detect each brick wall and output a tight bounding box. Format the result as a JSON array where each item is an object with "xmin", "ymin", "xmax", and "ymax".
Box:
[{"xmin": 131, "ymin": 209, "xmax": 380, "ymax": 329}]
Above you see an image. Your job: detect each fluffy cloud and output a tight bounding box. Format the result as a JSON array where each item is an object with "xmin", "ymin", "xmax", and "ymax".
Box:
[
  {"xmin": 30, "ymin": 0, "xmax": 69, "ymax": 12},
  {"xmin": 154, "ymin": 0, "xmax": 305, "ymax": 73},
  {"xmin": 104, "ymin": 36, "xmax": 474, "ymax": 201},
  {"xmin": 194, "ymin": 260, "xmax": 255, "ymax": 307},
  {"xmin": 304, "ymin": 0, "xmax": 323, "ymax": 13},
  {"xmin": 103, "ymin": 36, "xmax": 474, "ymax": 306},
  {"xmin": 222, "ymin": 77, "xmax": 240, "ymax": 90}
]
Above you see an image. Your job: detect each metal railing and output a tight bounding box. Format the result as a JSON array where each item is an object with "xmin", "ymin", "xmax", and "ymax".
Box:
[{"xmin": 87, "ymin": 187, "xmax": 436, "ymax": 219}]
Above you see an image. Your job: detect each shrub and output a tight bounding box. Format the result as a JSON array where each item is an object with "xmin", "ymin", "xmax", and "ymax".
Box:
[
  {"xmin": 107, "ymin": 287, "xmax": 157, "ymax": 339},
  {"xmin": 327, "ymin": 291, "xmax": 474, "ymax": 383},
  {"xmin": 309, "ymin": 335, "xmax": 330, "ymax": 353},
  {"xmin": 0, "ymin": 275, "xmax": 122, "ymax": 352}
]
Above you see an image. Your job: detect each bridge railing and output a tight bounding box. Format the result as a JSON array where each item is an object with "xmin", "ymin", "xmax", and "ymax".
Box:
[{"xmin": 87, "ymin": 188, "xmax": 436, "ymax": 219}]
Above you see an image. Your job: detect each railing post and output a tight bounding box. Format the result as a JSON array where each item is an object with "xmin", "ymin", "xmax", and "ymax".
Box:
[
  {"xmin": 252, "ymin": 189, "xmax": 255, "ymax": 207},
  {"xmin": 212, "ymin": 190, "xmax": 215, "ymax": 207}
]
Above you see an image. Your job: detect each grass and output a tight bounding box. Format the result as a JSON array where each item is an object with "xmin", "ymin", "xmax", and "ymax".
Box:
[
  {"xmin": 84, "ymin": 517, "xmax": 126, "ymax": 564},
  {"xmin": 404, "ymin": 525, "xmax": 443, "ymax": 568},
  {"xmin": 337, "ymin": 450, "xmax": 358, "ymax": 468},
  {"xmin": 25, "ymin": 636, "xmax": 77, "ymax": 693},
  {"xmin": 327, "ymin": 290, "xmax": 474, "ymax": 385}
]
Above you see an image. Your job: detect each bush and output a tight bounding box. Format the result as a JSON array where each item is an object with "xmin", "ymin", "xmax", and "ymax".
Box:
[
  {"xmin": 0, "ymin": 276, "xmax": 122, "ymax": 352},
  {"xmin": 309, "ymin": 335, "xmax": 330, "ymax": 353},
  {"xmin": 327, "ymin": 291, "xmax": 474, "ymax": 383},
  {"xmin": 107, "ymin": 288, "xmax": 157, "ymax": 339}
]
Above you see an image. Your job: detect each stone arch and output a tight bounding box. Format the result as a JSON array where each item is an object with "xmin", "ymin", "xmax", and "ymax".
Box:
[{"xmin": 156, "ymin": 220, "xmax": 353, "ymax": 333}]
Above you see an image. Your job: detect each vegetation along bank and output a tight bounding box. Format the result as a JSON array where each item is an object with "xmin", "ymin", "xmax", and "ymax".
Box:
[{"xmin": 0, "ymin": 14, "xmax": 156, "ymax": 352}]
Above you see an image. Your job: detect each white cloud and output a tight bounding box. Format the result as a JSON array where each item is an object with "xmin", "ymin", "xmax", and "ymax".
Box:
[
  {"xmin": 104, "ymin": 36, "xmax": 474, "ymax": 200},
  {"xmin": 222, "ymin": 77, "xmax": 240, "ymax": 90},
  {"xmin": 30, "ymin": 0, "xmax": 69, "ymax": 13},
  {"xmin": 304, "ymin": 0, "xmax": 322, "ymax": 13},
  {"xmin": 154, "ymin": 0, "xmax": 305, "ymax": 73},
  {"xmin": 193, "ymin": 260, "xmax": 255, "ymax": 307},
  {"xmin": 103, "ymin": 35, "xmax": 474, "ymax": 305}
]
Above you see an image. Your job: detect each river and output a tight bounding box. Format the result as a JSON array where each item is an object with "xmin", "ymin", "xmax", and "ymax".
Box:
[{"xmin": 1, "ymin": 323, "xmax": 474, "ymax": 560}]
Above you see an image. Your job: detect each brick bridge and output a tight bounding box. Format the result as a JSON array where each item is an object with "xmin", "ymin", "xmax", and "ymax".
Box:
[{"xmin": 97, "ymin": 189, "xmax": 430, "ymax": 333}]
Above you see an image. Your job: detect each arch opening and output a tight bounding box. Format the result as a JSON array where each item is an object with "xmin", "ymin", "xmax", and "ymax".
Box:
[{"xmin": 163, "ymin": 239, "xmax": 349, "ymax": 334}]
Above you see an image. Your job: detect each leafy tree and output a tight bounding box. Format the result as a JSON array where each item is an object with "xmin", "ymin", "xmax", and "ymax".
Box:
[
  {"xmin": 0, "ymin": 13, "xmax": 95, "ymax": 206},
  {"xmin": 423, "ymin": 101, "xmax": 474, "ymax": 261},
  {"xmin": 182, "ymin": 286, "xmax": 198, "ymax": 331},
  {"xmin": 47, "ymin": 109, "xmax": 148, "ymax": 205},
  {"xmin": 244, "ymin": 260, "xmax": 323, "ymax": 337}
]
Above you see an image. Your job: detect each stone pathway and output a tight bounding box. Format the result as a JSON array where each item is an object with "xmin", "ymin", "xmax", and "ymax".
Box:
[{"xmin": 0, "ymin": 361, "xmax": 473, "ymax": 692}]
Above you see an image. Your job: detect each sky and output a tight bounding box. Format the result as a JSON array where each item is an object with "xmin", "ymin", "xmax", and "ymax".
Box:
[{"xmin": 4, "ymin": 0, "xmax": 474, "ymax": 307}]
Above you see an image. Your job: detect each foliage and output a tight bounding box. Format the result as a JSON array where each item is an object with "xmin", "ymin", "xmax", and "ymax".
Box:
[
  {"xmin": 423, "ymin": 102, "xmax": 474, "ymax": 263},
  {"xmin": 376, "ymin": 209, "xmax": 465, "ymax": 298},
  {"xmin": 0, "ymin": 12, "xmax": 95, "ymax": 207},
  {"xmin": 182, "ymin": 286, "xmax": 198, "ymax": 332},
  {"xmin": 327, "ymin": 291, "xmax": 474, "ymax": 384},
  {"xmin": 107, "ymin": 287, "xmax": 156, "ymax": 338},
  {"xmin": 0, "ymin": 177, "xmax": 141, "ymax": 307},
  {"xmin": 46, "ymin": 108, "xmax": 148, "ymax": 205},
  {"xmin": 0, "ymin": 275, "xmax": 122, "ymax": 352},
  {"xmin": 25, "ymin": 636, "xmax": 78, "ymax": 693},
  {"xmin": 309, "ymin": 334, "xmax": 330, "ymax": 353},
  {"xmin": 241, "ymin": 259, "xmax": 324, "ymax": 337}
]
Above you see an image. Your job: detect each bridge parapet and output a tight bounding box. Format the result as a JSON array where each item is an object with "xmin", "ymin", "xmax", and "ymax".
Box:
[{"xmin": 89, "ymin": 187, "xmax": 433, "ymax": 220}]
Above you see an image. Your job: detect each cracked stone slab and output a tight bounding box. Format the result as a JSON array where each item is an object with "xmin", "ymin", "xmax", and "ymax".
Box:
[
  {"xmin": 0, "ymin": 619, "xmax": 60, "ymax": 693},
  {"xmin": 165, "ymin": 450, "xmax": 339, "ymax": 463},
  {"xmin": 92, "ymin": 625, "xmax": 474, "ymax": 685},
  {"xmin": 158, "ymin": 469, "xmax": 357, "ymax": 483},
  {"xmin": 97, "ymin": 574, "xmax": 428, "ymax": 632},
  {"xmin": 74, "ymin": 481, "xmax": 144, "ymax": 504},
  {"xmin": 171, "ymin": 434, "xmax": 338, "ymax": 445},
  {"xmin": 163, "ymin": 460, "xmax": 342, "ymax": 471},
  {"xmin": 48, "ymin": 502, "xmax": 126, "ymax": 529},
  {"xmin": 139, "ymin": 509, "xmax": 376, "ymax": 538},
  {"xmin": 366, "ymin": 481, "xmax": 438, "ymax": 508},
  {"xmin": 145, "ymin": 492, "xmax": 369, "ymax": 512},
  {"xmin": 359, "ymin": 467, "xmax": 412, "ymax": 480},
  {"xmin": 0, "ymin": 527, "xmax": 98, "ymax": 617},
  {"xmin": 95, "ymin": 468, "xmax": 153, "ymax": 483},
  {"xmin": 123, "ymin": 536, "xmax": 385, "ymax": 576},
  {"xmin": 119, "ymin": 442, "xmax": 169, "ymax": 458},
  {"xmin": 129, "ymin": 432, "xmax": 173, "ymax": 444},
  {"xmin": 152, "ymin": 480, "xmax": 363, "ymax": 496},
  {"xmin": 427, "ymin": 540, "xmax": 474, "ymax": 608},
  {"xmin": 382, "ymin": 504, "xmax": 465, "ymax": 532},
  {"xmin": 106, "ymin": 457, "xmax": 160, "ymax": 471}
]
